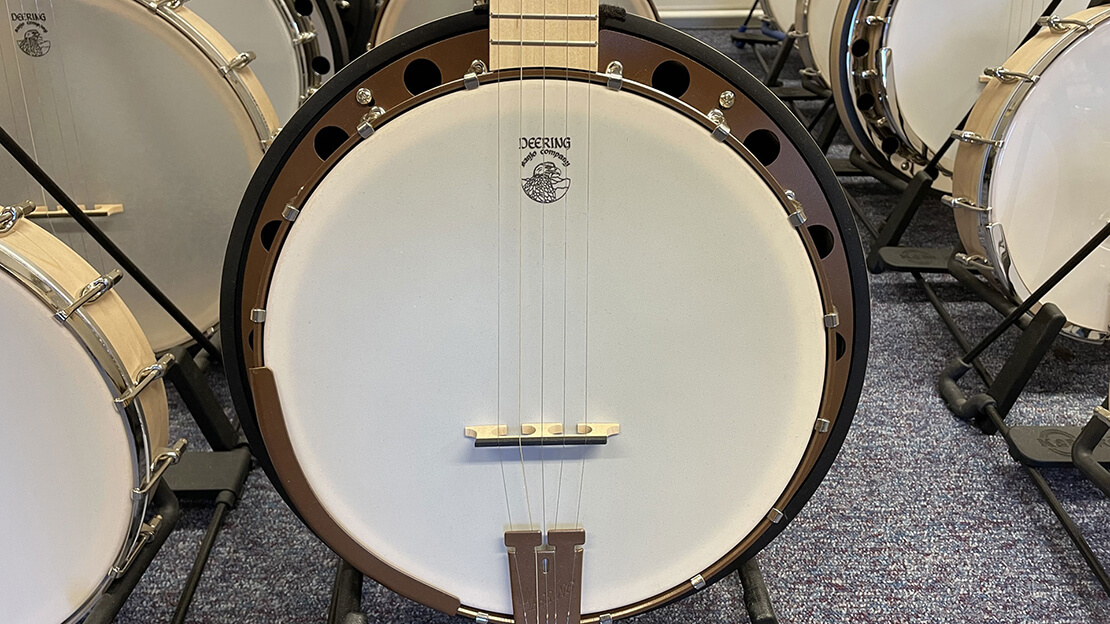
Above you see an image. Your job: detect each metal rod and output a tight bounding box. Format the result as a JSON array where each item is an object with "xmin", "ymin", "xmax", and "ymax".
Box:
[
  {"xmin": 171, "ymin": 500, "xmax": 231, "ymax": 624},
  {"xmin": 962, "ymin": 220, "xmax": 1110, "ymax": 363},
  {"xmin": 914, "ymin": 273, "xmax": 994, "ymax": 387},
  {"xmin": 0, "ymin": 123, "xmax": 222, "ymax": 361}
]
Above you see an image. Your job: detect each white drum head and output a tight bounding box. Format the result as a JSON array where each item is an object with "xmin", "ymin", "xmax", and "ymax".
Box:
[
  {"xmin": 885, "ymin": 0, "xmax": 1087, "ymax": 169},
  {"xmin": 989, "ymin": 23, "xmax": 1110, "ymax": 335},
  {"xmin": 189, "ymin": 0, "xmax": 307, "ymax": 123},
  {"xmin": 0, "ymin": 270, "xmax": 137, "ymax": 623},
  {"xmin": 373, "ymin": 0, "xmax": 658, "ymax": 47},
  {"xmin": 0, "ymin": 0, "xmax": 266, "ymax": 351},
  {"xmin": 263, "ymin": 80, "xmax": 826, "ymax": 614}
]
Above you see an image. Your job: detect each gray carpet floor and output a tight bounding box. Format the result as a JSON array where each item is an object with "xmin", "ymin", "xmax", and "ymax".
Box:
[{"xmin": 116, "ymin": 28, "xmax": 1110, "ymax": 624}]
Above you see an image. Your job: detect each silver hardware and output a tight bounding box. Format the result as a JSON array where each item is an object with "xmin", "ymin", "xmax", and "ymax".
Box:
[
  {"xmin": 116, "ymin": 353, "xmax": 175, "ymax": 407},
  {"xmin": 112, "ymin": 515, "xmax": 162, "ymax": 575},
  {"xmin": 464, "ymin": 60, "xmax": 488, "ymax": 91},
  {"xmin": 336, "ymin": 0, "xmax": 350, "ymax": 8},
  {"xmin": 133, "ymin": 438, "xmax": 187, "ymax": 496},
  {"xmin": 1037, "ymin": 15, "xmax": 1093, "ymax": 32},
  {"xmin": 475, "ymin": 614, "xmax": 489, "ymax": 624},
  {"xmin": 955, "ymin": 253, "xmax": 993, "ymax": 273},
  {"xmin": 251, "ymin": 308, "xmax": 267, "ymax": 323},
  {"xmin": 788, "ymin": 204, "xmax": 807, "ymax": 227},
  {"xmin": 606, "ymin": 61, "xmax": 624, "ymax": 91},
  {"xmin": 864, "ymin": 15, "xmax": 889, "ymax": 25},
  {"xmin": 293, "ymin": 31, "xmax": 317, "ymax": 46},
  {"xmin": 983, "ymin": 67, "xmax": 1039, "ymax": 84},
  {"xmin": 814, "ymin": 418, "xmax": 831, "ymax": 433},
  {"xmin": 799, "ymin": 67, "xmax": 820, "ymax": 78},
  {"xmin": 282, "ymin": 204, "xmax": 301, "ymax": 222},
  {"xmin": 690, "ymin": 574, "xmax": 706, "ymax": 590},
  {"xmin": 219, "ymin": 51, "xmax": 256, "ymax": 75},
  {"xmin": 942, "ymin": 195, "xmax": 989, "ymax": 213},
  {"xmin": 708, "ymin": 109, "xmax": 730, "ymax": 142},
  {"xmin": 358, "ymin": 107, "xmax": 385, "ymax": 138},
  {"xmin": 56, "ymin": 270, "xmax": 124, "ymax": 322},
  {"xmin": 599, "ymin": 615, "xmax": 613, "ymax": 624},
  {"xmin": 719, "ymin": 90, "xmax": 736, "ymax": 109},
  {"xmin": 788, "ymin": 30, "xmax": 808, "ymax": 38},
  {"xmin": 951, "ymin": 131, "xmax": 1003, "ymax": 148},
  {"xmin": 355, "ymin": 88, "xmax": 374, "ymax": 106},
  {"xmin": 0, "ymin": 200, "xmax": 35, "ymax": 233},
  {"xmin": 768, "ymin": 508, "xmax": 785, "ymax": 523},
  {"xmin": 824, "ymin": 309, "xmax": 840, "ymax": 328},
  {"xmin": 854, "ymin": 69, "xmax": 878, "ymax": 79},
  {"xmin": 150, "ymin": 0, "xmax": 185, "ymax": 9}
]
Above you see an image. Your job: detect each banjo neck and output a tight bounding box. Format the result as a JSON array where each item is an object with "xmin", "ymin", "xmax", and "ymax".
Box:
[{"xmin": 489, "ymin": 0, "xmax": 600, "ymax": 70}]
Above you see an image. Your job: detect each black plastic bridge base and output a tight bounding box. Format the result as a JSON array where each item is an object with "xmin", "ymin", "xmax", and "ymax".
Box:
[{"xmin": 1009, "ymin": 426, "xmax": 1110, "ymax": 467}]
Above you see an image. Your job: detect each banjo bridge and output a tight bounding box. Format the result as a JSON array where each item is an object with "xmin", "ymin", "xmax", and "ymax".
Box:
[
  {"xmin": 465, "ymin": 422, "xmax": 619, "ymax": 447},
  {"xmin": 505, "ymin": 529, "xmax": 586, "ymax": 624}
]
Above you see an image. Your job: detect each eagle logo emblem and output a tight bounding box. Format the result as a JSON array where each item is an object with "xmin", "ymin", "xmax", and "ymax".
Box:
[
  {"xmin": 17, "ymin": 29, "xmax": 50, "ymax": 57},
  {"xmin": 522, "ymin": 162, "xmax": 571, "ymax": 204}
]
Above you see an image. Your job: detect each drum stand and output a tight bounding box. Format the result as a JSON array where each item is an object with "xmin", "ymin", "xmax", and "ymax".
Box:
[
  {"xmin": 0, "ymin": 124, "xmax": 253, "ymax": 623},
  {"xmin": 326, "ymin": 556, "xmax": 779, "ymax": 624}
]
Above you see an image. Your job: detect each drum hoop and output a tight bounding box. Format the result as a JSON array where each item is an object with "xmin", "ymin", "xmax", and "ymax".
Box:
[
  {"xmin": 271, "ymin": 0, "xmax": 326, "ymax": 103},
  {"xmin": 961, "ymin": 7, "xmax": 1110, "ymax": 342},
  {"xmin": 138, "ymin": 0, "xmax": 280, "ymax": 147},
  {"xmin": 0, "ymin": 224, "xmax": 155, "ymax": 624},
  {"xmin": 223, "ymin": 12, "xmax": 870, "ymax": 621}
]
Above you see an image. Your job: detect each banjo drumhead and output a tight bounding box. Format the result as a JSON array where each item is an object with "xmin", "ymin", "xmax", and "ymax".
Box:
[
  {"xmin": 226, "ymin": 11, "xmax": 868, "ymax": 620},
  {"xmin": 0, "ymin": 0, "xmax": 274, "ymax": 352},
  {"xmin": 0, "ymin": 218, "xmax": 167, "ymax": 623},
  {"xmin": 796, "ymin": 0, "xmax": 838, "ymax": 85},
  {"xmin": 763, "ymin": 0, "xmax": 797, "ymax": 30},
  {"xmin": 370, "ymin": 0, "xmax": 660, "ymax": 48}
]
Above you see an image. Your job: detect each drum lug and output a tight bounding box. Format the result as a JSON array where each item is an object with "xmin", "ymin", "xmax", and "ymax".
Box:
[
  {"xmin": 293, "ymin": 31, "xmax": 317, "ymax": 47},
  {"xmin": 983, "ymin": 67, "xmax": 1039, "ymax": 84},
  {"xmin": 55, "ymin": 269, "xmax": 124, "ymax": 322},
  {"xmin": 824, "ymin": 308, "xmax": 840, "ymax": 328},
  {"xmin": 708, "ymin": 109, "xmax": 730, "ymax": 141},
  {"xmin": 605, "ymin": 60, "xmax": 624, "ymax": 91},
  {"xmin": 0, "ymin": 200, "xmax": 35, "ymax": 234},
  {"xmin": 1037, "ymin": 15, "xmax": 1093, "ymax": 33},
  {"xmin": 358, "ymin": 107, "xmax": 386, "ymax": 138},
  {"xmin": 785, "ymin": 191, "xmax": 807, "ymax": 227},
  {"xmin": 112, "ymin": 515, "xmax": 162, "ymax": 576},
  {"xmin": 117, "ymin": 353, "xmax": 175, "ymax": 406},
  {"xmin": 690, "ymin": 573, "xmax": 707, "ymax": 590},
  {"xmin": 133, "ymin": 438, "xmax": 188, "ymax": 497},
  {"xmin": 220, "ymin": 51, "xmax": 257, "ymax": 76},
  {"xmin": 951, "ymin": 130, "xmax": 1003, "ymax": 148},
  {"xmin": 464, "ymin": 60, "xmax": 488, "ymax": 90}
]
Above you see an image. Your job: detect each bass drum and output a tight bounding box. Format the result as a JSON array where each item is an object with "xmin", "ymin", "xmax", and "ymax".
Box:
[
  {"xmin": 0, "ymin": 0, "xmax": 278, "ymax": 352},
  {"xmin": 224, "ymin": 7, "xmax": 868, "ymax": 621},
  {"xmin": 368, "ymin": 0, "xmax": 660, "ymax": 48},
  {"xmin": 188, "ymin": 0, "xmax": 333, "ymax": 123},
  {"xmin": 953, "ymin": 6, "xmax": 1110, "ymax": 343},
  {"xmin": 763, "ymin": 0, "xmax": 798, "ymax": 30},
  {"xmin": 831, "ymin": 0, "xmax": 1087, "ymax": 189},
  {"xmin": 0, "ymin": 207, "xmax": 181, "ymax": 623}
]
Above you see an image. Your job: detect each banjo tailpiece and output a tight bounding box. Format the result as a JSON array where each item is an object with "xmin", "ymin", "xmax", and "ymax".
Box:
[{"xmin": 506, "ymin": 529, "xmax": 587, "ymax": 624}]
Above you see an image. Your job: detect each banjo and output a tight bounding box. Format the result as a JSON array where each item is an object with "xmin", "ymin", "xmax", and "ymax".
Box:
[
  {"xmin": 367, "ymin": 0, "xmax": 660, "ymax": 49},
  {"xmin": 0, "ymin": 0, "xmax": 278, "ymax": 352},
  {"xmin": 952, "ymin": 6, "xmax": 1110, "ymax": 342},
  {"xmin": 0, "ymin": 205, "xmax": 184, "ymax": 623},
  {"xmin": 762, "ymin": 0, "xmax": 798, "ymax": 30},
  {"xmin": 830, "ymin": 0, "xmax": 1088, "ymax": 188},
  {"xmin": 187, "ymin": 0, "xmax": 338, "ymax": 123},
  {"xmin": 794, "ymin": 0, "xmax": 839, "ymax": 88},
  {"xmin": 224, "ymin": 2, "xmax": 869, "ymax": 621}
]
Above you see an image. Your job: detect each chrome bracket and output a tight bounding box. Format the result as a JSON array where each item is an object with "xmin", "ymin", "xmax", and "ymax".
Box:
[
  {"xmin": 282, "ymin": 204, "xmax": 301, "ymax": 222},
  {"xmin": 814, "ymin": 418, "xmax": 832, "ymax": 433},
  {"xmin": 942, "ymin": 195, "xmax": 990, "ymax": 213},
  {"xmin": 954, "ymin": 252, "xmax": 993, "ymax": 273},
  {"xmin": 951, "ymin": 131, "xmax": 1003, "ymax": 148},
  {"xmin": 983, "ymin": 66, "xmax": 1039, "ymax": 84},
  {"xmin": 768, "ymin": 508, "xmax": 785, "ymax": 523},
  {"xmin": 149, "ymin": 0, "xmax": 185, "ymax": 10},
  {"xmin": 853, "ymin": 69, "xmax": 878, "ymax": 79},
  {"xmin": 133, "ymin": 438, "xmax": 187, "ymax": 496},
  {"xmin": 112, "ymin": 515, "xmax": 162, "ymax": 575},
  {"xmin": 824, "ymin": 309, "xmax": 840, "ymax": 328},
  {"xmin": 506, "ymin": 529, "xmax": 586, "ymax": 624},
  {"xmin": 605, "ymin": 61, "xmax": 624, "ymax": 91},
  {"xmin": 293, "ymin": 31, "xmax": 317, "ymax": 46},
  {"xmin": 250, "ymin": 308, "xmax": 267, "ymax": 323},
  {"xmin": 708, "ymin": 109, "xmax": 730, "ymax": 141},
  {"xmin": 1037, "ymin": 15, "xmax": 1093, "ymax": 32},
  {"xmin": 787, "ymin": 30, "xmax": 809, "ymax": 39},
  {"xmin": 117, "ymin": 353, "xmax": 175, "ymax": 406},
  {"xmin": 464, "ymin": 60, "xmax": 488, "ymax": 90},
  {"xmin": 56, "ymin": 270, "xmax": 123, "ymax": 321},
  {"xmin": 690, "ymin": 574, "xmax": 707, "ymax": 590},
  {"xmin": 0, "ymin": 200, "xmax": 35, "ymax": 234},
  {"xmin": 220, "ymin": 51, "xmax": 257, "ymax": 75},
  {"xmin": 864, "ymin": 15, "xmax": 889, "ymax": 26},
  {"xmin": 357, "ymin": 107, "xmax": 385, "ymax": 138}
]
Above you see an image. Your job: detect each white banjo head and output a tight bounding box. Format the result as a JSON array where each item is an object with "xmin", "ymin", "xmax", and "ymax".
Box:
[
  {"xmin": 370, "ymin": 0, "xmax": 659, "ymax": 48},
  {"xmin": 188, "ymin": 0, "xmax": 328, "ymax": 123},
  {"xmin": 0, "ymin": 0, "xmax": 276, "ymax": 352},
  {"xmin": 763, "ymin": 0, "xmax": 798, "ymax": 30},
  {"xmin": 962, "ymin": 8, "xmax": 1110, "ymax": 340},
  {"xmin": 0, "ymin": 215, "xmax": 169, "ymax": 623},
  {"xmin": 796, "ymin": 0, "xmax": 838, "ymax": 86}
]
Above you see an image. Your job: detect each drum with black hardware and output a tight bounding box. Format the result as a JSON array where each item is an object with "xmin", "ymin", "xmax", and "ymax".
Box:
[
  {"xmin": 0, "ymin": 0, "xmax": 278, "ymax": 352},
  {"xmin": 224, "ymin": 2, "xmax": 869, "ymax": 622},
  {"xmin": 952, "ymin": 6, "xmax": 1110, "ymax": 343},
  {"xmin": 0, "ymin": 204, "xmax": 185, "ymax": 624}
]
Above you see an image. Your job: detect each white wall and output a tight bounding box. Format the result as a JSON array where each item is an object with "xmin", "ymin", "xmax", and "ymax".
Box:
[{"xmin": 653, "ymin": 0, "xmax": 757, "ymax": 28}]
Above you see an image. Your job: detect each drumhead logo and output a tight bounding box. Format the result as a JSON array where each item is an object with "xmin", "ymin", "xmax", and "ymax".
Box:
[
  {"xmin": 520, "ymin": 136, "xmax": 571, "ymax": 204},
  {"xmin": 12, "ymin": 13, "xmax": 50, "ymax": 57}
]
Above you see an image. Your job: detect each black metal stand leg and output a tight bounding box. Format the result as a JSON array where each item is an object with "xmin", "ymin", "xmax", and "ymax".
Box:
[
  {"xmin": 738, "ymin": 558, "xmax": 778, "ymax": 624},
  {"xmin": 763, "ymin": 33, "xmax": 795, "ymax": 87},
  {"xmin": 166, "ymin": 346, "xmax": 241, "ymax": 451},
  {"xmin": 865, "ymin": 170, "xmax": 937, "ymax": 273},
  {"xmin": 84, "ymin": 482, "xmax": 181, "ymax": 623},
  {"xmin": 1073, "ymin": 408, "xmax": 1110, "ymax": 497},
  {"xmin": 328, "ymin": 559, "xmax": 367, "ymax": 624}
]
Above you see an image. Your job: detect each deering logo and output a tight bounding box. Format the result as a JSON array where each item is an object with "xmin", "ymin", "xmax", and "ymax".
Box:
[
  {"xmin": 12, "ymin": 13, "xmax": 50, "ymax": 57},
  {"xmin": 520, "ymin": 136, "xmax": 571, "ymax": 204}
]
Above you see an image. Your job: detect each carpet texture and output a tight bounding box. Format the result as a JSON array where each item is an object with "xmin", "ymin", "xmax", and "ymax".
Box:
[{"xmin": 114, "ymin": 27, "xmax": 1110, "ymax": 624}]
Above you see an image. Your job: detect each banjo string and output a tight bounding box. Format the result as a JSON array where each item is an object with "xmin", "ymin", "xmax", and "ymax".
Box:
[
  {"xmin": 574, "ymin": 0, "xmax": 593, "ymax": 532},
  {"xmin": 553, "ymin": 0, "xmax": 571, "ymax": 535},
  {"xmin": 496, "ymin": 0, "xmax": 515, "ymax": 533},
  {"xmin": 518, "ymin": 0, "xmax": 535, "ymax": 533}
]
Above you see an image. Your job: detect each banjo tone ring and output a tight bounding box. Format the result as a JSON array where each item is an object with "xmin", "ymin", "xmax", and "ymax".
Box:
[
  {"xmin": 224, "ymin": 10, "xmax": 868, "ymax": 622},
  {"xmin": 952, "ymin": 6, "xmax": 1110, "ymax": 343}
]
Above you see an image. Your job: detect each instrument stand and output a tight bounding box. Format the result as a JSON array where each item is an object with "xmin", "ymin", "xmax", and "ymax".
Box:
[
  {"xmin": 0, "ymin": 124, "xmax": 254, "ymax": 622},
  {"xmin": 325, "ymin": 556, "xmax": 779, "ymax": 624}
]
